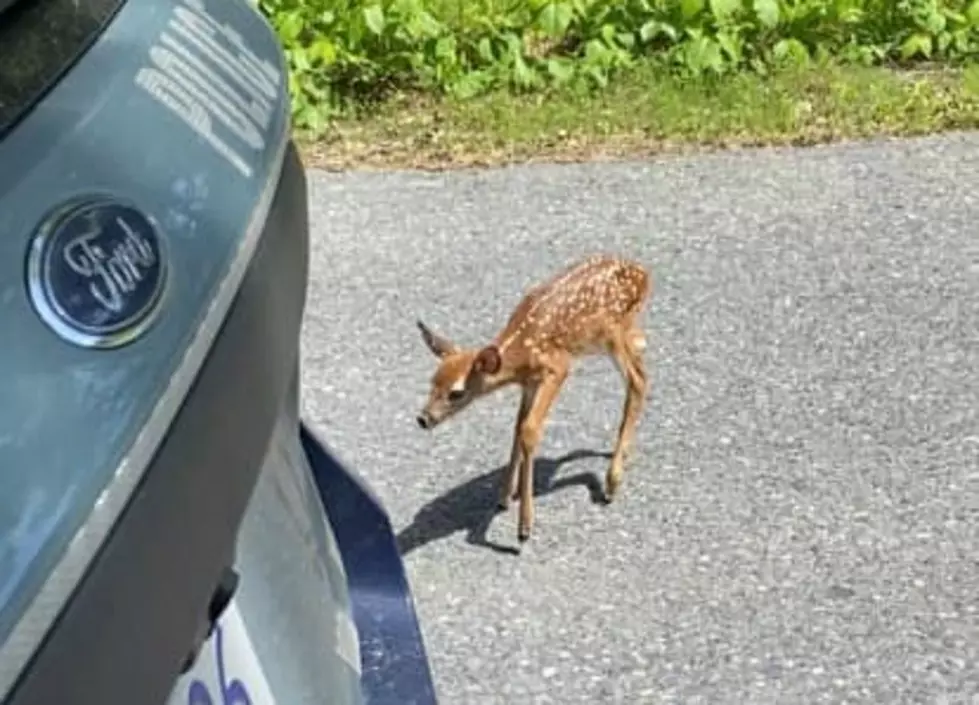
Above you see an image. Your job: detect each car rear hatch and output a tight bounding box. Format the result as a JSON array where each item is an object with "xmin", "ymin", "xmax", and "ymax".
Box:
[{"xmin": 0, "ymin": 0, "xmax": 295, "ymax": 700}]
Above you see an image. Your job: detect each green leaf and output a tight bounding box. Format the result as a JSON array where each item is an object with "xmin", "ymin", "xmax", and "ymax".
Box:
[
  {"xmin": 834, "ymin": 0, "xmax": 863, "ymax": 24},
  {"xmin": 936, "ymin": 30, "xmax": 953, "ymax": 53},
  {"xmin": 546, "ymin": 57, "xmax": 575, "ymax": 83},
  {"xmin": 400, "ymin": 9, "xmax": 443, "ymax": 39},
  {"xmin": 434, "ymin": 36, "xmax": 457, "ymax": 60},
  {"xmin": 681, "ymin": 0, "xmax": 705, "ymax": 21},
  {"xmin": 585, "ymin": 64, "xmax": 609, "ymax": 88},
  {"xmin": 639, "ymin": 20, "xmax": 678, "ymax": 42},
  {"xmin": 512, "ymin": 54, "xmax": 538, "ymax": 89},
  {"xmin": 310, "ymin": 38, "xmax": 338, "ymax": 65},
  {"xmin": 772, "ymin": 38, "xmax": 810, "ymax": 65},
  {"xmin": 709, "ymin": 0, "xmax": 742, "ymax": 23},
  {"xmin": 503, "ymin": 31, "xmax": 524, "ymax": 57},
  {"xmin": 584, "ymin": 38, "xmax": 611, "ymax": 62},
  {"xmin": 276, "ymin": 10, "xmax": 303, "ymax": 42},
  {"xmin": 968, "ymin": 1, "xmax": 979, "ymax": 26},
  {"xmin": 715, "ymin": 31, "xmax": 742, "ymax": 61},
  {"xmin": 753, "ymin": 0, "xmax": 780, "ymax": 28},
  {"xmin": 951, "ymin": 27, "xmax": 975, "ymax": 54},
  {"xmin": 450, "ymin": 72, "xmax": 490, "ymax": 99},
  {"xmin": 684, "ymin": 35, "xmax": 725, "ymax": 74},
  {"xmin": 477, "ymin": 37, "xmax": 496, "ymax": 63},
  {"xmin": 945, "ymin": 10, "xmax": 967, "ymax": 28},
  {"xmin": 538, "ymin": 2, "xmax": 574, "ymax": 38},
  {"xmin": 600, "ymin": 22, "xmax": 617, "ymax": 44},
  {"xmin": 363, "ymin": 5, "xmax": 385, "ymax": 35},
  {"xmin": 289, "ymin": 46, "xmax": 311, "ymax": 72},
  {"xmin": 302, "ymin": 105, "xmax": 329, "ymax": 135},
  {"xmin": 900, "ymin": 32, "xmax": 933, "ymax": 59},
  {"xmin": 923, "ymin": 10, "xmax": 946, "ymax": 35}
]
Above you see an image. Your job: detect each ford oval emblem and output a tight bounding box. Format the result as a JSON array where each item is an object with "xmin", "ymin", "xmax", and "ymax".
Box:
[{"xmin": 26, "ymin": 197, "xmax": 168, "ymax": 349}]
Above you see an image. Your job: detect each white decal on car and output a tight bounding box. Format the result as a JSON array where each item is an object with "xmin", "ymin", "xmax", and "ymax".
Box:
[{"xmin": 134, "ymin": 0, "xmax": 283, "ymax": 179}]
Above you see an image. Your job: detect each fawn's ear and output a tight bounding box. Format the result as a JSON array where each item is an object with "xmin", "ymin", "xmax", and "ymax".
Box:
[
  {"xmin": 472, "ymin": 345, "xmax": 501, "ymax": 375},
  {"xmin": 417, "ymin": 320, "xmax": 459, "ymax": 358}
]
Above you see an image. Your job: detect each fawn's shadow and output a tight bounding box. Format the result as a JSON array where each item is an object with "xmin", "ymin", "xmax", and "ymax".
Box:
[{"xmin": 396, "ymin": 449, "xmax": 611, "ymax": 557}]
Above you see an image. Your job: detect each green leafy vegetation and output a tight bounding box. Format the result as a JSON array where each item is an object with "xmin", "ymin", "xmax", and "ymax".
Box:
[{"xmin": 259, "ymin": 0, "xmax": 979, "ymax": 134}]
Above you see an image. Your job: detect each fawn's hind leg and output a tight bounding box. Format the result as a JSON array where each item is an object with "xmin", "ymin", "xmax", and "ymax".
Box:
[
  {"xmin": 605, "ymin": 327, "xmax": 648, "ymax": 502},
  {"xmin": 620, "ymin": 326, "xmax": 647, "ymax": 462}
]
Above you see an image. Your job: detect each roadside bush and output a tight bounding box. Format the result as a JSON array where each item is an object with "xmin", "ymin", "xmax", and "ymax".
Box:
[{"xmin": 257, "ymin": 0, "xmax": 979, "ymax": 131}]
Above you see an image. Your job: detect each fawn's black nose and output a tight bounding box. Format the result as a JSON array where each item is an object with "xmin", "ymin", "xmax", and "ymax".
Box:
[{"xmin": 416, "ymin": 414, "xmax": 431, "ymax": 429}]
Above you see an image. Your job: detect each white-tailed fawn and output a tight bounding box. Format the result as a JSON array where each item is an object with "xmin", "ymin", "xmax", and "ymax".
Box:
[{"xmin": 416, "ymin": 254, "xmax": 652, "ymax": 543}]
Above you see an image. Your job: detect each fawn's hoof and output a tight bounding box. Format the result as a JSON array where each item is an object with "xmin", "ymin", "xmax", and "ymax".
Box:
[
  {"xmin": 517, "ymin": 528, "xmax": 531, "ymax": 543},
  {"xmin": 603, "ymin": 478, "xmax": 621, "ymax": 504}
]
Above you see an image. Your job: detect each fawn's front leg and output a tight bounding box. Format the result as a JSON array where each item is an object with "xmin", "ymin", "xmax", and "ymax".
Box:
[
  {"xmin": 499, "ymin": 386, "xmax": 535, "ymax": 510},
  {"xmin": 516, "ymin": 363, "xmax": 569, "ymax": 542}
]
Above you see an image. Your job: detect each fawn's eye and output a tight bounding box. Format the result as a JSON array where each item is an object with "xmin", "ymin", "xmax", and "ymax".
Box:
[{"xmin": 447, "ymin": 388, "xmax": 466, "ymax": 402}]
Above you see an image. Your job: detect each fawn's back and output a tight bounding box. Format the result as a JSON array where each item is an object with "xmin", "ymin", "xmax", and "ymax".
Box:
[{"xmin": 493, "ymin": 254, "xmax": 650, "ymax": 365}]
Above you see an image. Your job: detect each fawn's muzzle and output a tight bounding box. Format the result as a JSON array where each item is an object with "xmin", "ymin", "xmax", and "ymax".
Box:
[{"xmin": 416, "ymin": 412, "xmax": 433, "ymax": 429}]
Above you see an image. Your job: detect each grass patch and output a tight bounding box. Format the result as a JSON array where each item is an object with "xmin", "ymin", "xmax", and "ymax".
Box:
[{"xmin": 300, "ymin": 62, "xmax": 979, "ymax": 170}]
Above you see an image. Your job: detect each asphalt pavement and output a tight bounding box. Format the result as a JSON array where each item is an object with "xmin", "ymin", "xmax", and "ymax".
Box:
[{"xmin": 301, "ymin": 133, "xmax": 979, "ymax": 704}]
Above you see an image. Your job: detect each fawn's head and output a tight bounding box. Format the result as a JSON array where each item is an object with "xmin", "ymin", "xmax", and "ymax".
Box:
[{"xmin": 415, "ymin": 320, "xmax": 505, "ymax": 430}]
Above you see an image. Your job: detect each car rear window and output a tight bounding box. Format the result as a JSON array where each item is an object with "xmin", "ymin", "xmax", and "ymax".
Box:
[{"xmin": 0, "ymin": 0, "xmax": 124, "ymax": 138}]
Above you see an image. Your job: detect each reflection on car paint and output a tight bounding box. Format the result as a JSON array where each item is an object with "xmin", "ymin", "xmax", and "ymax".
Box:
[
  {"xmin": 166, "ymin": 173, "xmax": 210, "ymax": 235},
  {"xmin": 0, "ymin": 489, "xmax": 73, "ymax": 632}
]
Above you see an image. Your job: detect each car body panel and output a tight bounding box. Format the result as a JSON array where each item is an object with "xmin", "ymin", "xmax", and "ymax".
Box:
[{"xmin": 0, "ymin": 0, "xmax": 290, "ymax": 694}]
